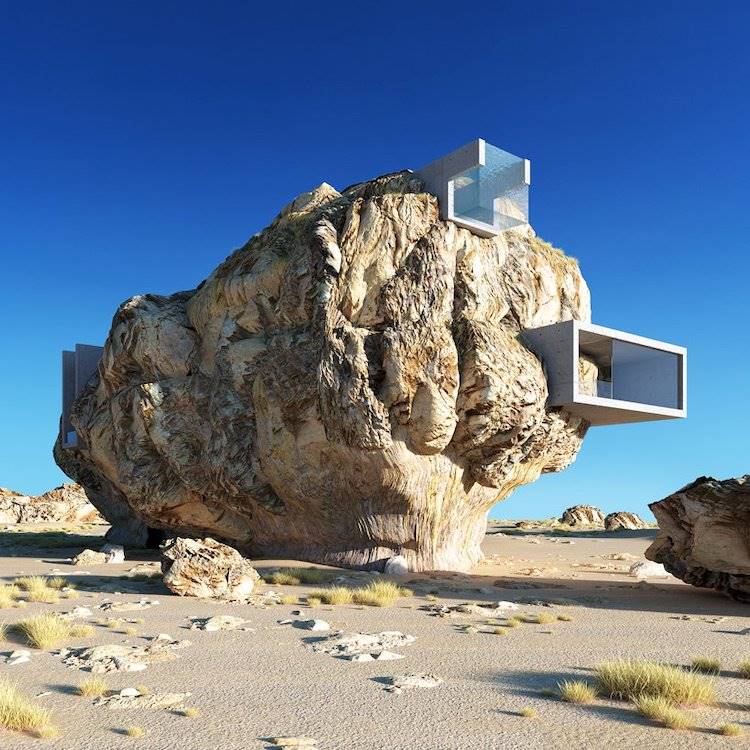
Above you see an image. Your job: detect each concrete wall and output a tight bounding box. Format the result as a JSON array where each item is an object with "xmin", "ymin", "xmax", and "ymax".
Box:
[{"xmin": 61, "ymin": 344, "xmax": 103, "ymax": 448}]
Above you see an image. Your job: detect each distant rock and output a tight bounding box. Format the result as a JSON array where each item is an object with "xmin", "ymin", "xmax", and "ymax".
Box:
[
  {"xmin": 310, "ymin": 630, "xmax": 416, "ymax": 660},
  {"xmin": 559, "ymin": 504, "xmax": 604, "ymax": 527},
  {"xmin": 62, "ymin": 634, "xmax": 190, "ymax": 673},
  {"xmin": 0, "ymin": 483, "xmax": 103, "ymax": 524},
  {"xmin": 189, "ymin": 615, "xmax": 247, "ymax": 632},
  {"xmin": 385, "ymin": 673, "xmax": 443, "ymax": 693},
  {"xmin": 646, "ymin": 475, "xmax": 750, "ymax": 601},
  {"xmin": 604, "ymin": 512, "xmax": 649, "ymax": 531},
  {"xmin": 72, "ymin": 549, "xmax": 108, "ymax": 566},
  {"xmin": 160, "ymin": 537, "xmax": 260, "ymax": 599}
]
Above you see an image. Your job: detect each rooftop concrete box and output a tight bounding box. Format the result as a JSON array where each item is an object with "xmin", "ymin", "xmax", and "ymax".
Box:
[
  {"xmin": 522, "ymin": 320, "xmax": 687, "ymax": 425},
  {"xmin": 416, "ymin": 138, "xmax": 530, "ymax": 237}
]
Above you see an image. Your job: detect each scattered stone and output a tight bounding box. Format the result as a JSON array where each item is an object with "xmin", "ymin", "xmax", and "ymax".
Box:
[
  {"xmin": 267, "ymin": 738, "xmax": 317, "ymax": 748},
  {"xmin": 601, "ymin": 552, "xmax": 639, "ymax": 562},
  {"xmin": 60, "ymin": 606, "xmax": 93, "ymax": 621},
  {"xmin": 72, "ymin": 549, "xmax": 108, "ymax": 566},
  {"xmin": 295, "ymin": 619, "xmax": 330, "ymax": 632},
  {"xmin": 385, "ymin": 673, "xmax": 443, "ymax": 693},
  {"xmin": 310, "ymin": 631, "xmax": 415, "ymax": 660},
  {"xmin": 161, "ymin": 537, "xmax": 260, "ymax": 600},
  {"xmin": 629, "ymin": 560, "xmax": 670, "ymax": 579},
  {"xmin": 383, "ymin": 555, "xmax": 410, "ymax": 577},
  {"xmin": 98, "ymin": 599, "xmax": 159, "ymax": 612},
  {"xmin": 62, "ymin": 634, "xmax": 190, "ymax": 672},
  {"xmin": 559, "ymin": 505, "xmax": 605, "ymax": 527},
  {"xmin": 604, "ymin": 512, "xmax": 649, "ymax": 531},
  {"xmin": 189, "ymin": 615, "xmax": 247, "ymax": 632},
  {"xmin": 95, "ymin": 692, "xmax": 191, "ymax": 710},
  {"xmin": 647, "ymin": 475, "xmax": 750, "ymax": 601},
  {"xmin": 427, "ymin": 601, "xmax": 519, "ymax": 619},
  {"xmin": 6, "ymin": 649, "xmax": 31, "ymax": 666},
  {"xmin": 101, "ymin": 543, "xmax": 125, "ymax": 563}
]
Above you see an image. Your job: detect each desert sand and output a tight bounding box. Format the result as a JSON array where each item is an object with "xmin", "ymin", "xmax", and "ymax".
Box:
[{"xmin": 0, "ymin": 522, "xmax": 748, "ymax": 749}]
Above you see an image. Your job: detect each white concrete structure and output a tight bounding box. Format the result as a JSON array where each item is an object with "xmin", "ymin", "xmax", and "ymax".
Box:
[
  {"xmin": 522, "ymin": 320, "xmax": 687, "ymax": 425},
  {"xmin": 61, "ymin": 343, "xmax": 103, "ymax": 448},
  {"xmin": 416, "ymin": 138, "xmax": 530, "ymax": 237}
]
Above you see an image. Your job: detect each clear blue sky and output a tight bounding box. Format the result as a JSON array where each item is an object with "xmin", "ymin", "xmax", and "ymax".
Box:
[{"xmin": 1, "ymin": 2, "xmax": 747, "ymax": 520}]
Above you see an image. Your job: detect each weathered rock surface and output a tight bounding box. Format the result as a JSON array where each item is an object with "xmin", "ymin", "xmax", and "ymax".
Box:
[
  {"xmin": 604, "ymin": 512, "xmax": 648, "ymax": 531},
  {"xmin": 309, "ymin": 630, "xmax": 415, "ymax": 660},
  {"xmin": 62, "ymin": 634, "xmax": 190, "ymax": 672},
  {"xmin": 56, "ymin": 170, "xmax": 593, "ymax": 571},
  {"xmin": 560, "ymin": 504, "xmax": 604, "ymax": 526},
  {"xmin": 161, "ymin": 537, "xmax": 260, "ymax": 599},
  {"xmin": 646, "ymin": 475, "xmax": 750, "ymax": 601},
  {"xmin": 0, "ymin": 483, "xmax": 102, "ymax": 524}
]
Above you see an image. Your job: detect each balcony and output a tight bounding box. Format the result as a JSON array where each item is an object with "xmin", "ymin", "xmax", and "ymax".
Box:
[{"xmin": 522, "ymin": 320, "xmax": 687, "ymax": 425}]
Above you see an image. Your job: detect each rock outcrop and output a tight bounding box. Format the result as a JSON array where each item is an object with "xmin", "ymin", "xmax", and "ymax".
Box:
[
  {"xmin": 55, "ymin": 170, "xmax": 593, "ymax": 571},
  {"xmin": 646, "ymin": 476, "xmax": 750, "ymax": 601},
  {"xmin": 604, "ymin": 512, "xmax": 648, "ymax": 531},
  {"xmin": 559, "ymin": 504, "xmax": 604, "ymax": 526},
  {"xmin": 0, "ymin": 483, "xmax": 102, "ymax": 524},
  {"xmin": 161, "ymin": 537, "xmax": 260, "ymax": 599}
]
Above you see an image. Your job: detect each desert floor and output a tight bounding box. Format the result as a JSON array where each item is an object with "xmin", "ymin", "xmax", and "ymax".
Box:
[{"xmin": 0, "ymin": 522, "xmax": 748, "ymax": 750}]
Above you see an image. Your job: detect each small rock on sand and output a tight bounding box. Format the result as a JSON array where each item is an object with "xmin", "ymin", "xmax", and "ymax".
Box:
[
  {"xmin": 629, "ymin": 560, "xmax": 670, "ymax": 579},
  {"xmin": 385, "ymin": 673, "xmax": 443, "ymax": 693},
  {"xmin": 296, "ymin": 619, "xmax": 330, "ymax": 632},
  {"xmin": 267, "ymin": 738, "xmax": 317, "ymax": 748},
  {"xmin": 189, "ymin": 615, "xmax": 247, "ymax": 631}
]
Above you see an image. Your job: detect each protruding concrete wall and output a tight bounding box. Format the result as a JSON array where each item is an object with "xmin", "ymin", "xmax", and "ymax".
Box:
[{"xmin": 61, "ymin": 344, "xmax": 103, "ymax": 448}]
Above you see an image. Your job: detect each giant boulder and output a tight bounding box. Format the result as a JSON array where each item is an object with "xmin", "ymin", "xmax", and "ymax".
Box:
[
  {"xmin": 646, "ymin": 475, "xmax": 750, "ymax": 601},
  {"xmin": 56, "ymin": 171, "xmax": 593, "ymax": 571}
]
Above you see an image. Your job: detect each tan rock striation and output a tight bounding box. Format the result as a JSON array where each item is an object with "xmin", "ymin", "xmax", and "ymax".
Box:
[
  {"xmin": 0, "ymin": 483, "xmax": 102, "ymax": 524},
  {"xmin": 646, "ymin": 475, "xmax": 750, "ymax": 601},
  {"xmin": 560, "ymin": 504, "xmax": 605, "ymax": 526},
  {"xmin": 55, "ymin": 171, "xmax": 593, "ymax": 571},
  {"xmin": 161, "ymin": 537, "xmax": 260, "ymax": 599},
  {"xmin": 604, "ymin": 512, "xmax": 649, "ymax": 531}
]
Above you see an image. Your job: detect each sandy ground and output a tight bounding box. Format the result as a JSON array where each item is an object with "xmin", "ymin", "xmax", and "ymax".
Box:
[{"xmin": 0, "ymin": 522, "xmax": 748, "ymax": 750}]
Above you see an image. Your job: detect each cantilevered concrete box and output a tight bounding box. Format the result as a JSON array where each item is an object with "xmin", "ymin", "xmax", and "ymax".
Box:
[
  {"xmin": 522, "ymin": 320, "xmax": 687, "ymax": 425},
  {"xmin": 61, "ymin": 343, "xmax": 103, "ymax": 448},
  {"xmin": 416, "ymin": 138, "xmax": 530, "ymax": 237}
]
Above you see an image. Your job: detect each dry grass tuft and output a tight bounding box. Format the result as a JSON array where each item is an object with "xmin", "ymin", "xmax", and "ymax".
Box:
[
  {"xmin": 34, "ymin": 725, "xmax": 59, "ymax": 739},
  {"xmin": 16, "ymin": 613, "xmax": 73, "ymax": 649},
  {"xmin": 719, "ymin": 723, "xmax": 743, "ymax": 737},
  {"xmin": 0, "ymin": 585, "xmax": 20, "ymax": 609},
  {"xmin": 739, "ymin": 659, "xmax": 750, "ymax": 678},
  {"xmin": 135, "ymin": 685, "xmax": 150, "ymax": 696},
  {"xmin": 77, "ymin": 677, "xmax": 108, "ymax": 698},
  {"xmin": 264, "ymin": 567, "xmax": 337, "ymax": 586},
  {"xmin": 691, "ymin": 657, "xmax": 721, "ymax": 674},
  {"xmin": 634, "ymin": 695, "xmax": 694, "ymax": 730},
  {"xmin": 534, "ymin": 612, "xmax": 557, "ymax": 625},
  {"xmin": 425, "ymin": 594, "xmax": 438, "ymax": 602},
  {"xmin": 557, "ymin": 613, "xmax": 573, "ymax": 622},
  {"xmin": 123, "ymin": 626, "xmax": 138, "ymax": 636},
  {"xmin": 351, "ymin": 580, "xmax": 411, "ymax": 607},
  {"xmin": 68, "ymin": 623, "xmax": 95, "ymax": 638},
  {"xmin": 558, "ymin": 680, "xmax": 597, "ymax": 704},
  {"xmin": 0, "ymin": 679, "xmax": 53, "ymax": 733},
  {"xmin": 106, "ymin": 619, "xmax": 123, "ymax": 629},
  {"xmin": 519, "ymin": 707, "xmax": 538, "ymax": 718},
  {"xmin": 596, "ymin": 659, "xmax": 716, "ymax": 705},
  {"xmin": 124, "ymin": 725, "xmax": 146, "ymax": 737},
  {"xmin": 491, "ymin": 627, "xmax": 508, "ymax": 636},
  {"xmin": 180, "ymin": 707, "xmax": 200, "ymax": 718},
  {"xmin": 46, "ymin": 577, "xmax": 69, "ymax": 590},
  {"xmin": 279, "ymin": 594, "xmax": 298, "ymax": 606},
  {"xmin": 308, "ymin": 586, "xmax": 354, "ymax": 605},
  {"xmin": 505, "ymin": 617, "xmax": 523, "ymax": 628},
  {"xmin": 61, "ymin": 588, "xmax": 80, "ymax": 600},
  {"xmin": 306, "ymin": 596, "xmax": 321, "ymax": 607}
]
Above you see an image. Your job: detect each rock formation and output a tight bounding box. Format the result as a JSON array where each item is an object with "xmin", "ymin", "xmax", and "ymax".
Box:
[
  {"xmin": 55, "ymin": 170, "xmax": 593, "ymax": 571},
  {"xmin": 646, "ymin": 476, "xmax": 750, "ymax": 601},
  {"xmin": 559, "ymin": 504, "xmax": 604, "ymax": 526},
  {"xmin": 604, "ymin": 512, "xmax": 648, "ymax": 531},
  {"xmin": 0, "ymin": 483, "xmax": 102, "ymax": 524},
  {"xmin": 161, "ymin": 537, "xmax": 260, "ymax": 599}
]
